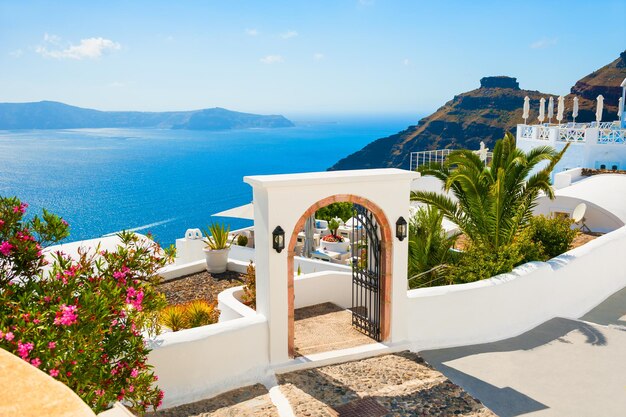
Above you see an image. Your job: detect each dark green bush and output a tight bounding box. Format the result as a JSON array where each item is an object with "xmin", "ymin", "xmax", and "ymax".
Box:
[
  {"xmin": 315, "ymin": 202, "xmax": 354, "ymax": 222},
  {"xmin": 449, "ymin": 232, "xmax": 540, "ymax": 284},
  {"xmin": 236, "ymin": 234, "xmax": 249, "ymax": 247},
  {"xmin": 523, "ymin": 215, "xmax": 578, "ymax": 260}
]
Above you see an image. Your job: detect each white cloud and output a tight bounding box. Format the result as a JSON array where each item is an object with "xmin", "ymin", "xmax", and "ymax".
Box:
[
  {"xmin": 9, "ymin": 49, "xmax": 23, "ymax": 58},
  {"xmin": 530, "ymin": 38, "xmax": 558, "ymax": 49},
  {"xmin": 36, "ymin": 35, "xmax": 121, "ymax": 60},
  {"xmin": 280, "ymin": 30, "xmax": 298, "ymax": 39},
  {"xmin": 108, "ymin": 81, "xmax": 125, "ymax": 88},
  {"xmin": 313, "ymin": 52, "xmax": 325, "ymax": 61},
  {"xmin": 245, "ymin": 28, "xmax": 259, "ymax": 36},
  {"xmin": 260, "ymin": 54, "xmax": 284, "ymax": 64},
  {"xmin": 403, "ymin": 58, "xmax": 410, "ymax": 66}
]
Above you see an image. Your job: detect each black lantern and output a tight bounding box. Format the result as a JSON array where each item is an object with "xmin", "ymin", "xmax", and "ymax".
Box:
[
  {"xmin": 396, "ymin": 216, "xmax": 407, "ymax": 241},
  {"xmin": 272, "ymin": 226, "xmax": 285, "ymax": 253}
]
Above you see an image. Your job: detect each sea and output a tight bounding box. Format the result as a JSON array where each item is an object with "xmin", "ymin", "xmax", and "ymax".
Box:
[{"xmin": 0, "ymin": 116, "xmax": 417, "ymax": 246}]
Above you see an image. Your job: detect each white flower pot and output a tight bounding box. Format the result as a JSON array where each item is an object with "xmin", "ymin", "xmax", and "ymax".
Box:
[
  {"xmin": 203, "ymin": 247, "xmax": 230, "ymax": 273},
  {"xmin": 320, "ymin": 239, "xmax": 350, "ymax": 254}
]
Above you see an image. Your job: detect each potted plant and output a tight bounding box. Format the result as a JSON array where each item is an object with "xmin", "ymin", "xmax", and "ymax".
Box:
[
  {"xmin": 202, "ymin": 223, "xmax": 235, "ymax": 273},
  {"xmin": 320, "ymin": 218, "xmax": 350, "ymax": 253}
]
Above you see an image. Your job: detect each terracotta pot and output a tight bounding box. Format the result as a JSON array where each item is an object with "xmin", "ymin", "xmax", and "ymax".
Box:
[{"xmin": 203, "ymin": 247, "xmax": 230, "ymax": 273}]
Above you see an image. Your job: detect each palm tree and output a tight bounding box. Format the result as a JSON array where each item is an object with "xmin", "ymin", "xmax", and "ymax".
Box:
[
  {"xmin": 407, "ymin": 206, "xmax": 458, "ymax": 288},
  {"xmin": 411, "ymin": 132, "xmax": 568, "ymax": 252}
]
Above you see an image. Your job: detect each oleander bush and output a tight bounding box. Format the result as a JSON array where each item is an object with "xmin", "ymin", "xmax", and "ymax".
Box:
[{"xmin": 0, "ymin": 196, "xmax": 173, "ymax": 414}]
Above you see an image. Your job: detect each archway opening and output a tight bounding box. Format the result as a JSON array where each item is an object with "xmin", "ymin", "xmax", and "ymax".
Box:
[{"xmin": 286, "ymin": 194, "xmax": 392, "ymax": 357}]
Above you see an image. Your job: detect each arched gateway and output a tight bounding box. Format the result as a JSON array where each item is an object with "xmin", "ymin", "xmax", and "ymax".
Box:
[{"xmin": 244, "ymin": 169, "xmax": 417, "ymax": 363}]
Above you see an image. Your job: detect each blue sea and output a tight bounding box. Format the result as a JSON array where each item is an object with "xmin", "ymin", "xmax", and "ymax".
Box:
[{"xmin": 0, "ymin": 116, "xmax": 416, "ymax": 246}]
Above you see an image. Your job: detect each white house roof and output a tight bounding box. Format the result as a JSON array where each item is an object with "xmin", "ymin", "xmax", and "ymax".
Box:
[{"xmin": 556, "ymin": 174, "xmax": 626, "ymax": 223}]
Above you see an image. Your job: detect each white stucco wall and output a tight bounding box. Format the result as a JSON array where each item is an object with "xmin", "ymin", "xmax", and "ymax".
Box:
[
  {"xmin": 147, "ymin": 313, "xmax": 269, "ymax": 409},
  {"xmin": 405, "ymin": 226, "xmax": 626, "ymax": 351},
  {"xmin": 294, "ymin": 271, "xmax": 352, "ymax": 309},
  {"xmin": 245, "ymin": 169, "xmax": 417, "ymax": 363}
]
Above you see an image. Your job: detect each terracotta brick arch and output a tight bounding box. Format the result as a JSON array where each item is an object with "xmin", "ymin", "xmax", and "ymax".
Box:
[{"xmin": 286, "ymin": 194, "xmax": 393, "ymax": 357}]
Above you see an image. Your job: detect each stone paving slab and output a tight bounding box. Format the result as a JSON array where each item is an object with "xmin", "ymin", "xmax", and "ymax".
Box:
[
  {"xmin": 294, "ymin": 303, "xmax": 376, "ymax": 356},
  {"xmin": 145, "ymin": 384, "xmax": 278, "ymax": 417},
  {"xmin": 277, "ymin": 351, "xmax": 495, "ymax": 417}
]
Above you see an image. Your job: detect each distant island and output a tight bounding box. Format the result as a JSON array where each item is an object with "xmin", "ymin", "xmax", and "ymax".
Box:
[
  {"xmin": 330, "ymin": 50, "xmax": 626, "ymax": 170},
  {"xmin": 0, "ymin": 101, "xmax": 294, "ymax": 130}
]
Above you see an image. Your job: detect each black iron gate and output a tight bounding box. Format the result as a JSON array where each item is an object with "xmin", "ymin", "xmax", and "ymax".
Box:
[{"xmin": 351, "ymin": 203, "xmax": 382, "ymax": 341}]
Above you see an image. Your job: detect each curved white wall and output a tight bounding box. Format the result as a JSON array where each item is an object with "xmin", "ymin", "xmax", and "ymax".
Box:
[
  {"xmin": 148, "ymin": 313, "xmax": 269, "ymax": 408},
  {"xmin": 406, "ymin": 226, "xmax": 626, "ymax": 351}
]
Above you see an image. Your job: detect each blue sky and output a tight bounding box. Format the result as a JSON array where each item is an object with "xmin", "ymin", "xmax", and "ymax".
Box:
[{"xmin": 1, "ymin": 0, "xmax": 624, "ymax": 117}]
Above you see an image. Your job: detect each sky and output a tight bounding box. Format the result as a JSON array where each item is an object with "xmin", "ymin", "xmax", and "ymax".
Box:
[{"xmin": 1, "ymin": 0, "xmax": 624, "ymax": 117}]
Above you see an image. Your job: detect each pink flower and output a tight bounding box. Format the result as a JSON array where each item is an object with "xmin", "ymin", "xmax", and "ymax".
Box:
[
  {"xmin": 12, "ymin": 203, "xmax": 28, "ymax": 214},
  {"xmin": 128, "ymin": 385, "xmax": 134, "ymax": 393},
  {"xmin": 0, "ymin": 219, "xmax": 4, "ymax": 228},
  {"xmin": 130, "ymin": 368, "xmax": 139, "ymax": 378},
  {"xmin": 61, "ymin": 219, "xmax": 68, "ymax": 226},
  {"xmin": 126, "ymin": 287, "xmax": 144, "ymax": 311},
  {"xmin": 30, "ymin": 358, "xmax": 42, "ymax": 368},
  {"xmin": 49, "ymin": 369, "xmax": 59, "ymax": 377},
  {"xmin": 53, "ymin": 304, "xmax": 78, "ymax": 326},
  {"xmin": 0, "ymin": 241, "xmax": 13, "ymax": 256},
  {"xmin": 17, "ymin": 342, "xmax": 34, "ymax": 359},
  {"xmin": 95, "ymin": 389, "xmax": 105, "ymax": 397},
  {"xmin": 5, "ymin": 332, "xmax": 14, "ymax": 341},
  {"xmin": 111, "ymin": 368, "xmax": 118, "ymax": 376},
  {"xmin": 48, "ymin": 341, "xmax": 56, "ymax": 350}
]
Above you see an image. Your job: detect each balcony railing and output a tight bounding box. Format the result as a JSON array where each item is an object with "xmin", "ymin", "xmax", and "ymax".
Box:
[
  {"xmin": 409, "ymin": 148, "xmax": 493, "ymax": 171},
  {"xmin": 517, "ymin": 121, "xmax": 626, "ymax": 144}
]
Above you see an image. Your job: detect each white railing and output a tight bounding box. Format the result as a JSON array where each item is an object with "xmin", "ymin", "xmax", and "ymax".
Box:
[
  {"xmin": 517, "ymin": 123, "xmax": 626, "ymax": 145},
  {"xmin": 538, "ymin": 126, "xmax": 551, "ymax": 140},
  {"xmin": 409, "ymin": 148, "xmax": 493, "ymax": 171},
  {"xmin": 558, "ymin": 128, "xmax": 585, "ymax": 142},
  {"xmin": 598, "ymin": 127, "xmax": 625, "ymax": 144}
]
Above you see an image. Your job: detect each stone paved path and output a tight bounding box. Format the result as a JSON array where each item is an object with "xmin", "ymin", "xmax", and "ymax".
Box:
[
  {"xmin": 145, "ymin": 384, "xmax": 279, "ymax": 417},
  {"xmin": 294, "ymin": 303, "xmax": 376, "ymax": 356},
  {"xmin": 277, "ymin": 352, "xmax": 495, "ymax": 416}
]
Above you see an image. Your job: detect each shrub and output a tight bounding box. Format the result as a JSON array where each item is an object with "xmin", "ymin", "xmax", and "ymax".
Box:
[
  {"xmin": 185, "ymin": 300, "xmax": 218, "ymax": 328},
  {"xmin": 236, "ymin": 234, "xmax": 248, "ymax": 247},
  {"xmin": 160, "ymin": 300, "xmax": 218, "ymax": 331},
  {"xmin": 0, "ymin": 196, "xmax": 171, "ymax": 414},
  {"xmin": 315, "ymin": 202, "xmax": 354, "ymax": 222},
  {"xmin": 449, "ymin": 231, "xmax": 540, "ymax": 284},
  {"xmin": 202, "ymin": 223, "xmax": 233, "ymax": 250},
  {"xmin": 241, "ymin": 262, "xmax": 256, "ymax": 309},
  {"xmin": 159, "ymin": 305, "xmax": 186, "ymax": 332},
  {"xmin": 407, "ymin": 206, "xmax": 458, "ymax": 289},
  {"xmin": 524, "ymin": 215, "xmax": 578, "ymax": 260}
]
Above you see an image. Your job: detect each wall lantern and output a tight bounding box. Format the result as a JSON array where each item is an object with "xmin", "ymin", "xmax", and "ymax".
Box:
[
  {"xmin": 396, "ymin": 216, "xmax": 408, "ymax": 241},
  {"xmin": 272, "ymin": 226, "xmax": 285, "ymax": 253}
]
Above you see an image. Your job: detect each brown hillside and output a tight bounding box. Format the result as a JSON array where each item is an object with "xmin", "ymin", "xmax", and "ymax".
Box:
[{"xmin": 330, "ymin": 51, "xmax": 626, "ymax": 171}]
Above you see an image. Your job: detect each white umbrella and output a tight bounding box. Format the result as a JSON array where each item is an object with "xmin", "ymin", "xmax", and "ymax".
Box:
[
  {"xmin": 556, "ymin": 96, "xmax": 564, "ymax": 123},
  {"xmin": 596, "ymin": 95, "xmax": 604, "ymax": 124},
  {"xmin": 538, "ymin": 98, "xmax": 545, "ymax": 123},
  {"xmin": 572, "ymin": 96, "xmax": 579, "ymax": 122},
  {"xmin": 548, "ymin": 96, "xmax": 554, "ymax": 123},
  {"xmin": 303, "ymin": 215, "xmax": 315, "ymax": 258},
  {"xmin": 522, "ymin": 96, "xmax": 530, "ymax": 124},
  {"xmin": 212, "ymin": 203, "xmax": 254, "ymax": 220},
  {"xmin": 618, "ymin": 97, "xmax": 623, "ymax": 121}
]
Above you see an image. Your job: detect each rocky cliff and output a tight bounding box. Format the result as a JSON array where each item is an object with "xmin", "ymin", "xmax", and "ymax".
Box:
[{"xmin": 330, "ymin": 51, "xmax": 626, "ymax": 171}]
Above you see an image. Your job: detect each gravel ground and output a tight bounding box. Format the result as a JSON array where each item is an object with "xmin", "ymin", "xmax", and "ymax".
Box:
[
  {"xmin": 158, "ymin": 270, "xmax": 245, "ymax": 306},
  {"xmin": 277, "ymin": 351, "xmax": 496, "ymax": 417}
]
